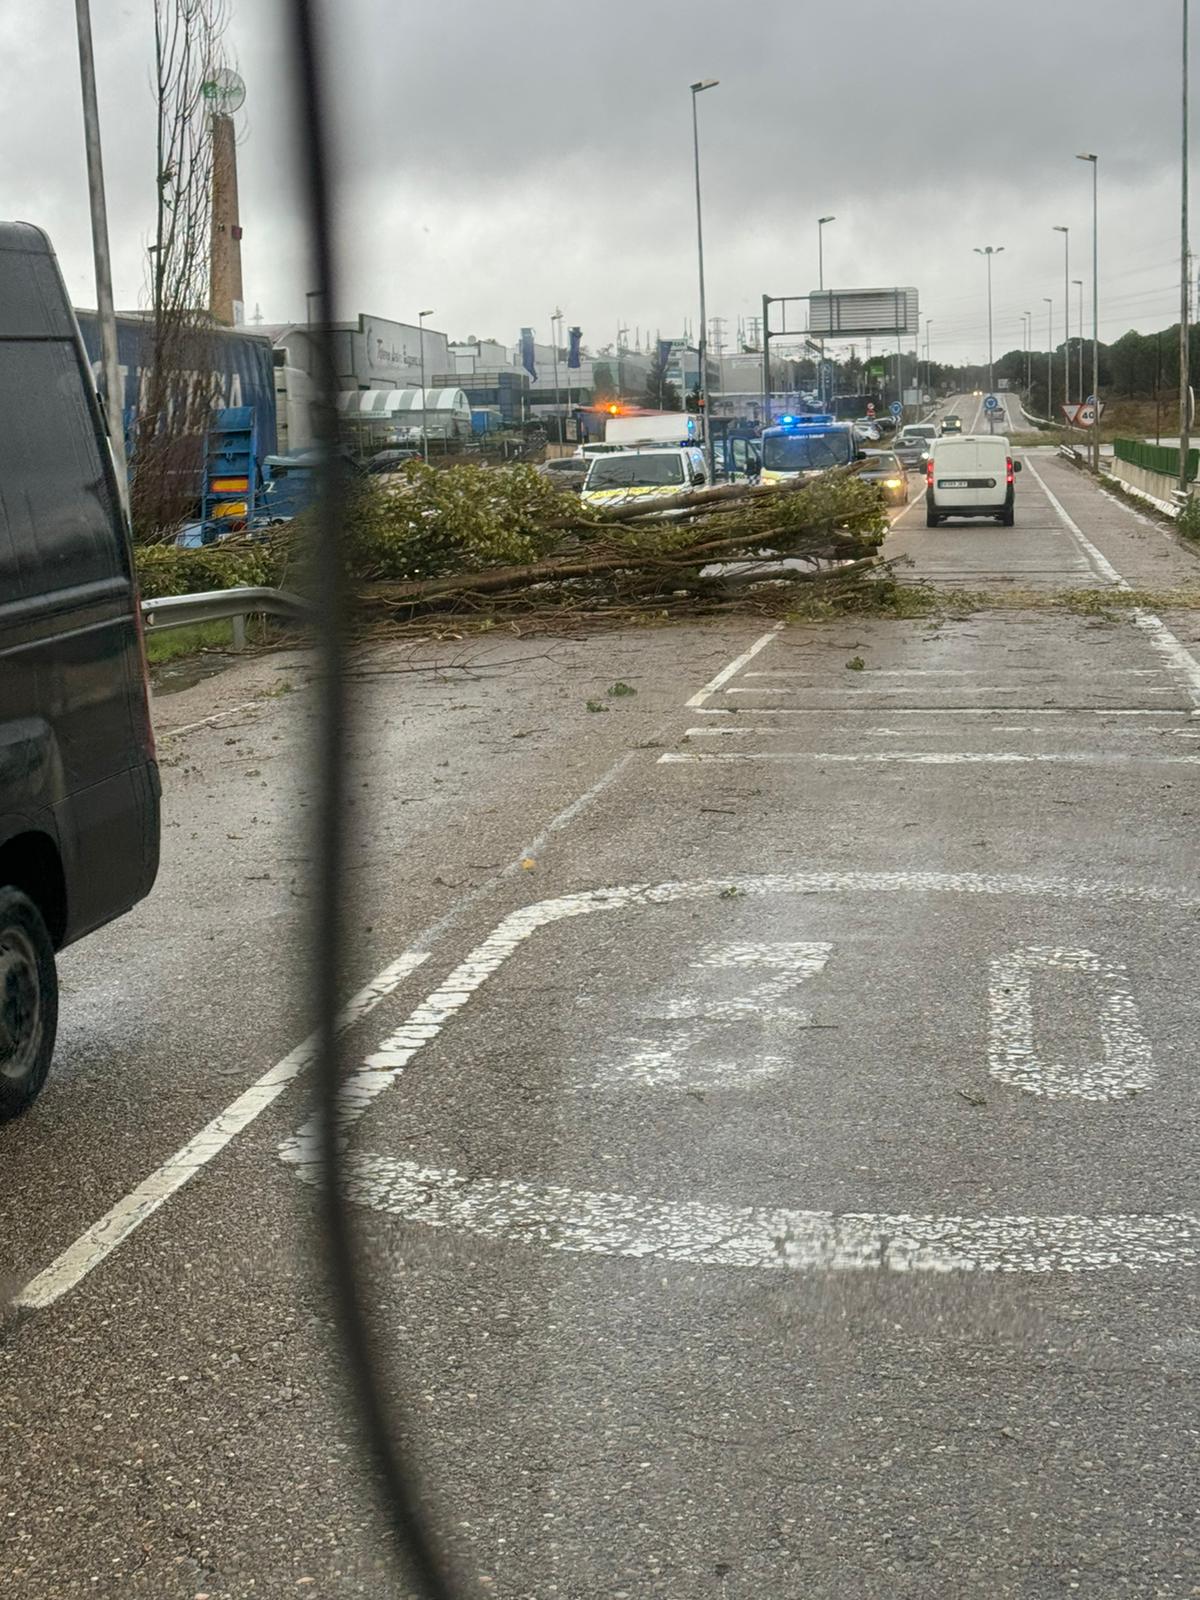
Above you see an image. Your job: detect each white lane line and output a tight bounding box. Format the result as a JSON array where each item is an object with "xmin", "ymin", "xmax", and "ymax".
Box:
[
  {"xmin": 14, "ymin": 951, "xmax": 431, "ymax": 1311},
  {"xmin": 684, "ymin": 724, "xmax": 1195, "ymax": 740},
  {"xmin": 694, "ymin": 706, "xmax": 1187, "ymax": 718},
  {"xmin": 744, "ymin": 668, "xmax": 1168, "ymax": 678},
  {"xmin": 331, "ymin": 1157, "xmax": 1200, "ymax": 1276},
  {"xmin": 987, "ymin": 946, "xmax": 1155, "ymax": 1102},
  {"xmin": 725, "ymin": 685, "xmax": 1181, "ymax": 697},
  {"xmin": 1025, "ymin": 458, "xmax": 1200, "ymax": 711},
  {"xmin": 685, "ymin": 625, "xmax": 782, "ymax": 707},
  {"xmin": 16, "ymin": 631, "xmax": 770, "ymax": 1312},
  {"xmin": 158, "ymin": 697, "xmax": 278, "ymax": 740},
  {"xmin": 659, "ymin": 750, "xmax": 1200, "ymax": 766}
]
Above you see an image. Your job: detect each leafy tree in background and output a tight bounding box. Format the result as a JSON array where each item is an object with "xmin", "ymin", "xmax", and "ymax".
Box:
[{"xmin": 642, "ymin": 349, "xmax": 681, "ymax": 410}]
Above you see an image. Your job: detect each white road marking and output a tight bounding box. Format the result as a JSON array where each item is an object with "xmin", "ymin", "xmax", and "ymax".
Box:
[
  {"xmin": 14, "ymin": 951, "xmax": 431, "ymax": 1311},
  {"xmin": 693, "ymin": 706, "xmax": 1187, "ymax": 718},
  {"xmin": 658, "ymin": 750, "xmax": 1200, "ymax": 766},
  {"xmin": 280, "ymin": 871, "xmax": 1197, "ymax": 1276},
  {"xmin": 987, "ymin": 946, "xmax": 1156, "ymax": 1102},
  {"xmin": 743, "ymin": 667, "xmax": 1168, "ymax": 678},
  {"xmin": 1024, "ymin": 458, "xmax": 1200, "ymax": 712},
  {"xmin": 684, "ymin": 723, "xmax": 1191, "ymax": 740},
  {"xmin": 158, "ymin": 697, "xmax": 279, "ymax": 740},
  {"xmin": 16, "ymin": 633, "xmax": 785, "ymax": 1313},
  {"xmin": 330, "ymin": 1157, "xmax": 1200, "ymax": 1275},
  {"xmin": 727, "ymin": 686, "xmax": 1069, "ymax": 697},
  {"xmin": 592, "ymin": 941, "xmax": 832, "ymax": 1090},
  {"xmin": 685, "ymin": 625, "xmax": 782, "ymax": 708}
]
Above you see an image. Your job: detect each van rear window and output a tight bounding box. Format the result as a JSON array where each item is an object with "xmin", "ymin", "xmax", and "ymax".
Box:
[{"xmin": 0, "ymin": 339, "xmax": 123, "ymax": 596}]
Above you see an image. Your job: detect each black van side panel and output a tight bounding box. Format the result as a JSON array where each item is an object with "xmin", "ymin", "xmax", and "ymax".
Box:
[{"xmin": 0, "ymin": 222, "xmax": 159, "ymax": 948}]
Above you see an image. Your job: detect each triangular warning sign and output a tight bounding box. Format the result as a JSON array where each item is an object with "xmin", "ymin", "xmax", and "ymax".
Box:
[{"xmin": 1061, "ymin": 402, "xmax": 1083, "ymax": 425}]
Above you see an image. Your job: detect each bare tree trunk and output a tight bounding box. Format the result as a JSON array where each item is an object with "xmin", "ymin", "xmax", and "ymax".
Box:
[{"xmin": 133, "ymin": 0, "xmax": 230, "ymax": 540}]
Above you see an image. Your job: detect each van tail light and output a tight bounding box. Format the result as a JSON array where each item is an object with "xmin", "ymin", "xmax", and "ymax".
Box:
[
  {"xmin": 1006, "ymin": 456, "xmax": 1014, "ymax": 485},
  {"xmin": 130, "ymin": 578, "xmax": 157, "ymax": 762},
  {"xmin": 926, "ymin": 458, "xmax": 934, "ymax": 488}
]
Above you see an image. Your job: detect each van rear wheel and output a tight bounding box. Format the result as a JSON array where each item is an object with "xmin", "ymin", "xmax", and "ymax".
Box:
[
  {"xmin": 0, "ymin": 887, "xmax": 58, "ymax": 1121},
  {"xmin": 1000, "ymin": 508, "xmax": 1015, "ymax": 526},
  {"xmin": 926, "ymin": 506, "xmax": 940, "ymax": 527}
]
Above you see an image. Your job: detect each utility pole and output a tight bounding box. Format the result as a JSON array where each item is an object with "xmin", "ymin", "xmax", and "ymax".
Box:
[
  {"xmin": 1077, "ymin": 154, "xmax": 1100, "ymax": 470},
  {"xmin": 690, "ymin": 79, "xmax": 718, "ymax": 481},
  {"xmin": 1044, "ymin": 297, "xmax": 1054, "ymax": 421},
  {"xmin": 1023, "ymin": 311, "xmax": 1032, "ymax": 394},
  {"xmin": 72, "ymin": 0, "xmax": 129, "ymax": 520},
  {"xmin": 974, "ymin": 245, "xmax": 1003, "ymax": 430},
  {"xmin": 1053, "ymin": 226, "xmax": 1070, "ymax": 415},
  {"xmin": 761, "ymin": 293, "xmax": 772, "ymax": 426},
  {"xmin": 817, "ymin": 216, "xmax": 835, "ymax": 407},
  {"xmin": 1074, "ymin": 279, "xmax": 1085, "ymax": 408},
  {"xmin": 1182, "ymin": 0, "xmax": 1192, "ymax": 496}
]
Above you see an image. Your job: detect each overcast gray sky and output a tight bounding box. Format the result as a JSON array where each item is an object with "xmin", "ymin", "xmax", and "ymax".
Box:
[{"xmin": 1, "ymin": 0, "xmax": 1188, "ymax": 362}]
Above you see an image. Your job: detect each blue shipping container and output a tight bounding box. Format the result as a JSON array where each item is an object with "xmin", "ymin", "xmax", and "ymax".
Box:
[{"xmin": 74, "ymin": 311, "xmax": 278, "ymax": 473}]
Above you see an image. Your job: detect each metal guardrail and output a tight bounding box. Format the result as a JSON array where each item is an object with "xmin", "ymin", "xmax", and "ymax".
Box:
[
  {"xmin": 141, "ymin": 586, "xmax": 310, "ymax": 650},
  {"xmin": 1058, "ymin": 444, "xmax": 1083, "ymax": 463}
]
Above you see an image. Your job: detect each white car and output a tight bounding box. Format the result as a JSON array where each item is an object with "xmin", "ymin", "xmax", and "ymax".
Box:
[
  {"xmin": 853, "ymin": 418, "xmax": 882, "ymax": 443},
  {"xmin": 581, "ymin": 446, "xmax": 708, "ymax": 508}
]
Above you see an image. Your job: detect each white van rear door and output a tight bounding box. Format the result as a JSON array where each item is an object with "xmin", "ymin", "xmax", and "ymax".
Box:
[{"xmin": 934, "ymin": 438, "xmax": 1005, "ymax": 507}]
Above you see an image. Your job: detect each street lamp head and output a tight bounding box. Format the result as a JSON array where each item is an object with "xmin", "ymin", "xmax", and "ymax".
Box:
[
  {"xmin": 418, "ymin": 308, "xmax": 434, "ymax": 318},
  {"xmin": 690, "ymin": 78, "xmax": 718, "ymax": 92},
  {"xmin": 974, "ymin": 245, "xmax": 1003, "ymax": 255},
  {"xmin": 818, "ymin": 215, "xmax": 835, "ymax": 225},
  {"xmin": 1053, "ymin": 225, "xmax": 1069, "ymax": 235},
  {"xmin": 1075, "ymin": 151, "xmax": 1098, "ymax": 163},
  {"xmin": 1073, "ymin": 277, "xmax": 1083, "ymax": 286}
]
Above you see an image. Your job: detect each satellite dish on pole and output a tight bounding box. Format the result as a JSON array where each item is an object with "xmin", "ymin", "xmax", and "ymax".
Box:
[{"xmin": 202, "ymin": 66, "xmax": 246, "ymax": 116}]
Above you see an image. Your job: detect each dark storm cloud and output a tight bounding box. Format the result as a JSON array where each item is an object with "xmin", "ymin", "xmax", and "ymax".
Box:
[{"xmin": 1, "ymin": 1, "xmax": 1188, "ymax": 359}]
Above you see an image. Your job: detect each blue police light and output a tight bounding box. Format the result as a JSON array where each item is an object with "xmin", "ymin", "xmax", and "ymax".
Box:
[{"xmin": 781, "ymin": 414, "xmax": 795, "ymax": 424}]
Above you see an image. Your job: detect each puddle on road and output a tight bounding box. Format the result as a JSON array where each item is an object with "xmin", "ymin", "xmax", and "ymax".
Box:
[{"xmin": 150, "ymin": 650, "xmax": 241, "ymax": 696}]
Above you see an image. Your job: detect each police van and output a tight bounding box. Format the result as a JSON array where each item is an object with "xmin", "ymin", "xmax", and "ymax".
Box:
[{"xmin": 759, "ymin": 414, "xmax": 863, "ymax": 483}]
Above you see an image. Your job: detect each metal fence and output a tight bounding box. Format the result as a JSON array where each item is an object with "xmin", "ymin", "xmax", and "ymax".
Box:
[{"xmin": 1113, "ymin": 437, "xmax": 1199, "ymax": 482}]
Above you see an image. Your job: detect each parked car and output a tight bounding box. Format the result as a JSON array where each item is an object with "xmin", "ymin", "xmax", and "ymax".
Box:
[
  {"xmin": 367, "ymin": 448, "xmax": 421, "ymax": 474},
  {"xmin": 858, "ymin": 450, "xmax": 910, "ymax": 506},
  {"xmin": 537, "ymin": 457, "xmax": 589, "ymax": 493},
  {"xmin": 0, "ymin": 223, "xmax": 160, "ymax": 1118},
  {"xmin": 853, "ymin": 418, "xmax": 883, "ymax": 443}
]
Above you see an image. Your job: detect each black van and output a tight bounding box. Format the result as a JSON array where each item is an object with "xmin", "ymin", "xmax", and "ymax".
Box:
[{"xmin": 0, "ymin": 223, "xmax": 160, "ymax": 1119}]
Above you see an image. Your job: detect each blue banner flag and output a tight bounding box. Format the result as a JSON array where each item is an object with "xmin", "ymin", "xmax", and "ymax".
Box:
[
  {"xmin": 657, "ymin": 338, "xmax": 674, "ymax": 372},
  {"xmin": 567, "ymin": 326, "xmax": 582, "ymax": 370},
  {"xmin": 519, "ymin": 327, "xmax": 537, "ymax": 380}
]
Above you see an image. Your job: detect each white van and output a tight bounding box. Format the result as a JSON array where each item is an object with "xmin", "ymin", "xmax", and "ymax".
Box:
[{"xmin": 926, "ymin": 433, "xmax": 1021, "ymax": 526}]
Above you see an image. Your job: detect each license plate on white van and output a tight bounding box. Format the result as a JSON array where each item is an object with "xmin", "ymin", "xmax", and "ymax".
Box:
[
  {"xmin": 939, "ymin": 477, "xmax": 996, "ymax": 489},
  {"xmin": 940, "ymin": 478, "xmax": 968, "ymax": 488}
]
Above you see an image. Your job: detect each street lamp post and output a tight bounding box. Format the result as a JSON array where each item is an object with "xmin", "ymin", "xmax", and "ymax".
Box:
[
  {"xmin": 1076, "ymin": 152, "xmax": 1100, "ymax": 469},
  {"xmin": 1181, "ymin": 3, "xmax": 1192, "ymax": 496},
  {"xmin": 1053, "ymin": 226, "xmax": 1070, "ymax": 418},
  {"xmin": 417, "ymin": 308, "xmax": 433, "ymax": 462},
  {"xmin": 924, "ymin": 317, "xmax": 932, "ymax": 407},
  {"xmin": 1023, "ymin": 311, "xmax": 1032, "ymax": 394},
  {"xmin": 974, "ymin": 245, "xmax": 1004, "ymax": 430},
  {"xmin": 1073, "ymin": 278, "xmax": 1085, "ymax": 407},
  {"xmin": 72, "ymin": 0, "xmax": 129, "ymax": 519},
  {"xmin": 1043, "ymin": 297, "xmax": 1054, "ymax": 420},
  {"xmin": 690, "ymin": 79, "xmax": 718, "ymax": 482},
  {"xmin": 817, "ymin": 215, "xmax": 835, "ymax": 409}
]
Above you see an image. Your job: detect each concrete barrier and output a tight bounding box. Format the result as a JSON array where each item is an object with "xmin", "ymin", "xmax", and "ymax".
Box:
[{"xmin": 1108, "ymin": 457, "xmax": 1183, "ymax": 516}]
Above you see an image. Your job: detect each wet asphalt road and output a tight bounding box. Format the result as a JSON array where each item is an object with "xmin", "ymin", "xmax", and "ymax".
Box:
[{"xmin": 4, "ymin": 420, "xmax": 1200, "ymax": 1597}]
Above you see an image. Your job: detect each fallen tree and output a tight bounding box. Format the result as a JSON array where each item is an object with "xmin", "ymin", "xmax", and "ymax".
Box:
[
  {"xmin": 134, "ymin": 461, "xmax": 895, "ymax": 627},
  {"xmin": 336, "ymin": 462, "xmax": 891, "ymax": 622}
]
